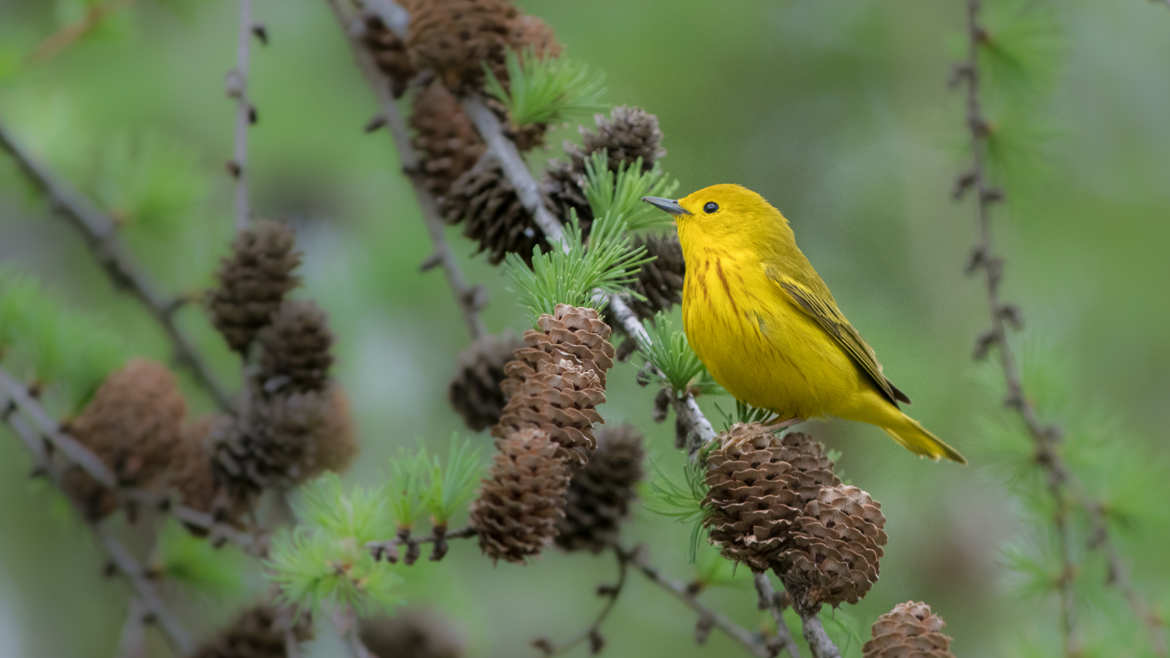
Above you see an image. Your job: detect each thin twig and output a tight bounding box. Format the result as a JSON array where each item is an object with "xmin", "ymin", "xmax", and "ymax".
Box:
[
  {"xmin": 367, "ymin": 525, "xmax": 477, "ymax": 563},
  {"xmin": 228, "ymin": 0, "xmax": 257, "ymax": 231},
  {"xmin": 0, "ymin": 122, "xmax": 234, "ymax": 412},
  {"xmin": 1, "ymin": 401, "xmax": 194, "ymax": 655},
  {"xmin": 323, "ymin": 0, "xmax": 487, "ymax": 340},
  {"xmin": 955, "ymin": 2, "xmax": 1083, "ymax": 654},
  {"xmin": 955, "ymin": 3, "xmax": 1164, "ymax": 656},
  {"xmin": 621, "ymin": 544, "xmax": 774, "ymax": 658},
  {"xmin": 536, "ymin": 547, "xmax": 628, "ymax": 655},
  {"xmin": 797, "ymin": 612, "xmax": 840, "ymax": 658},
  {"xmin": 753, "ymin": 572, "xmax": 801, "ymax": 658}
]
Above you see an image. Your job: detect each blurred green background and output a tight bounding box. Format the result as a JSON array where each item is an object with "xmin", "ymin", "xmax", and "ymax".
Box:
[{"xmin": 2, "ymin": 0, "xmax": 1168, "ymax": 656}]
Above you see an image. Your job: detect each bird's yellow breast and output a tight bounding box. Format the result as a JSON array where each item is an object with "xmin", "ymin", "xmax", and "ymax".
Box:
[{"xmin": 682, "ymin": 249, "xmax": 867, "ymax": 419}]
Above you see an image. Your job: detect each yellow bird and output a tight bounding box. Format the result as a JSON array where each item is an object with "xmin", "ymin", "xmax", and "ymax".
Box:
[{"xmin": 643, "ymin": 185, "xmax": 966, "ymax": 463}]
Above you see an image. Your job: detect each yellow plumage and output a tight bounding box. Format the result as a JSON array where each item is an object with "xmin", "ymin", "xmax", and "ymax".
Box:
[{"xmin": 643, "ymin": 184, "xmax": 966, "ymax": 463}]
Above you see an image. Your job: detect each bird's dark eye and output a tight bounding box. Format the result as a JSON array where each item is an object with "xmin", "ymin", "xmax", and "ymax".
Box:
[{"xmin": 703, "ymin": 201, "xmax": 719, "ymax": 214}]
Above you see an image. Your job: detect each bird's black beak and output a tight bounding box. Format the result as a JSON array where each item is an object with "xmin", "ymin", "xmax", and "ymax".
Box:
[{"xmin": 641, "ymin": 196, "xmax": 691, "ymax": 216}]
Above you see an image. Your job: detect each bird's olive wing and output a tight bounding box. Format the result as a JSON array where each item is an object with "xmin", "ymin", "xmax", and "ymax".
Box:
[{"xmin": 767, "ymin": 270, "xmax": 911, "ymax": 406}]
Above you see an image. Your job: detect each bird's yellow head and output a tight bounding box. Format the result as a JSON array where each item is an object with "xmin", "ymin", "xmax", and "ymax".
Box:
[{"xmin": 642, "ymin": 184, "xmax": 794, "ymax": 256}]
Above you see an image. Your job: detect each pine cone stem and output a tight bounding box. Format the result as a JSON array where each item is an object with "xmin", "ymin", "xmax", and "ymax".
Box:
[
  {"xmin": 800, "ymin": 611, "xmax": 843, "ymax": 658},
  {"xmin": 753, "ymin": 572, "xmax": 802, "ymax": 658}
]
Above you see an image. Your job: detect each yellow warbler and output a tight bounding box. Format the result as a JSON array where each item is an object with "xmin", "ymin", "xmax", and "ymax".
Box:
[{"xmin": 643, "ymin": 184, "xmax": 966, "ymax": 463}]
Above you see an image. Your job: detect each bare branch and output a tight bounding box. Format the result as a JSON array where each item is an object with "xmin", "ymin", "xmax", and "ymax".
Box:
[
  {"xmin": 621, "ymin": 545, "xmax": 775, "ymax": 657},
  {"xmin": 0, "ymin": 122, "xmax": 234, "ymax": 411},
  {"xmin": 955, "ymin": 2, "xmax": 1164, "ymax": 655},
  {"xmin": 367, "ymin": 525, "xmax": 477, "ymax": 564},
  {"xmin": 323, "ymin": 0, "xmax": 488, "ymax": 340},
  {"xmin": 536, "ymin": 547, "xmax": 627, "ymax": 655},
  {"xmin": 228, "ymin": 0, "xmax": 258, "ymax": 231}
]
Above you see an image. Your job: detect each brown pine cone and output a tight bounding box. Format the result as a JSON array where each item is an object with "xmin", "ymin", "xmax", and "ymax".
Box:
[
  {"xmin": 61, "ymin": 359, "xmax": 187, "ymax": 520},
  {"xmin": 440, "ymin": 162, "xmax": 546, "ymax": 265},
  {"xmin": 256, "ymin": 299, "xmax": 334, "ymax": 395},
  {"xmin": 361, "ymin": 13, "xmax": 415, "ymax": 97},
  {"xmin": 406, "ymin": 0, "xmax": 519, "ymax": 94},
  {"xmin": 507, "ymin": 304, "xmax": 616, "ymax": 387},
  {"xmin": 555, "ymin": 423, "xmax": 644, "ymax": 552},
  {"xmin": 193, "ymin": 604, "xmax": 312, "ymax": 658},
  {"xmin": 211, "ymin": 389, "xmax": 340, "ymax": 496},
  {"xmin": 508, "ymin": 15, "xmax": 561, "ymax": 59},
  {"xmin": 579, "ymin": 106, "xmax": 666, "ymax": 171},
  {"xmin": 169, "ymin": 414, "xmax": 252, "ymax": 535},
  {"xmin": 410, "ymin": 82, "xmax": 486, "ymax": 198},
  {"xmin": 360, "ymin": 608, "xmax": 465, "ymax": 658},
  {"xmin": 626, "ymin": 233, "xmax": 685, "ymax": 318},
  {"xmin": 470, "ymin": 428, "xmax": 570, "ymax": 563},
  {"xmin": 208, "ymin": 220, "xmax": 302, "ymax": 354},
  {"xmin": 544, "ymin": 106, "xmax": 666, "ymax": 232},
  {"xmin": 777, "ymin": 484, "xmax": 888, "ymax": 613},
  {"xmin": 448, "ymin": 332, "xmax": 525, "ymax": 432},
  {"xmin": 863, "ymin": 601, "xmax": 955, "ymax": 658},
  {"xmin": 702, "ymin": 425, "xmax": 840, "ymax": 571},
  {"xmin": 494, "ymin": 305, "xmax": 615, "ymax": 467},
  {"xmin": 495, "ymin": 356, "xmax": 603, "ymax": 469}
]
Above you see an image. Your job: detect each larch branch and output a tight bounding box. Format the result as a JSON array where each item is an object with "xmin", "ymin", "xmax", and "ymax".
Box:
[
  {"xmin": 323, "ymin": 0, "xmax": 487, "ymax": 340},
  {"xmin": 0, "ymin": 122, "xmax": 234, "ymax": 412},
  {"xmin": 228, "ymin": 0, "xmax": 258, "ymax": 231}
]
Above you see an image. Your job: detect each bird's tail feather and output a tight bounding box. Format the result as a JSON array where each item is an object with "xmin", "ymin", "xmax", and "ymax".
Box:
[{"xmin": 882, "ymin": 413, "xmax": 967, "ymax": 464}]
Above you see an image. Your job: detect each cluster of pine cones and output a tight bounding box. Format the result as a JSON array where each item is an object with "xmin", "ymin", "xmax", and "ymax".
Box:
[
  {"xmin": 466, "ymin": 304, "xmax": 644, "ymax": 562},
  {"xmin": 63, "ymin": 220, "xmax": 355, "ymax": 536},
  {"xmin": 703, "ymin": 424, "xmax": 887, "ymax": 613}
]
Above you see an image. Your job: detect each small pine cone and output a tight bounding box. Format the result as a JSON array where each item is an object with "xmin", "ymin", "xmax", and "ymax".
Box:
[
  {"xmin": 702, "ymin": 425, "xmax": 841, "ymax": 571},
  {"xmin": 863, "ymin": 601, "xmax": 955, "ymax": 658},
  {"xmin": 361, "ymin": 13, "xmax": 415, "ymax": 97},
  {"xmin": 448, "ymin": 332, "xmax": 525, "ymax": 432},
  {"xmin": 580, "ymin": 106, "xmax": 666, "ymax": 171},
  {"xmin": 62, "ymin": 359, "xmax": 187, "ymax": 520},
  {"xmin": 208, "ymin": 220, "xmax": 302, "ymax": 354},
  {"xmin": 494, "ymin": 305, "xmax": 615, "ymax": 467},
  {"xmin": 495, "ymin": 357, "xmax": 604, "ymax": 468},
  {"xmin": 211, "ymin": 390, "xmax": 335, "ymax": 496},
  {"xmin": 544, "ymin": 106, "xmax": 666, "ymax": 232},
  {"xmin": 194, "ymin": 604, "xmax": 312, "ymax": 658},
  {"xmin": 555, "ymin": 423, "xmax": 644, "ymax": 552},
  {"xmin": 777, "ymin": 484, "xmax": 888, "ymax": 613},
  {"xmin": 311, "ymin": 385, "xmax": 358, "ymax": 475},
  {"xmin": 406, "ymin": 0, "xmax": 519, "ymax": 94},
  {"xmin": 440, "ymin": 163, "xmax": 546, "ymax": 265},
  {"xmin": 506, "ymin": 304, "xmax": 616, "ymax": 387},
  {"xmin": 360, "ymin": 608, "xmax": 465, "ymax": 658},
  {"xmin": 170, "ymin": 415, "xmax": 252, "ymax": 535},
  {"xmin": 410, "ymin": 82, "xmax": 486, "ymax": 198},
  {"xmin": 256, "ymin": 299, "xmax": 334, "ymax": 394},
  {"xmin": 626, "ymin": 233, "xmax": 685, "ymax": 318},
  {"xmin": 470, "ymin": 428, "xmax": 570, "ymax": 563},
  {"xmin": 542, "ymin": 159, "xmax": 590, "ymax": 230}
]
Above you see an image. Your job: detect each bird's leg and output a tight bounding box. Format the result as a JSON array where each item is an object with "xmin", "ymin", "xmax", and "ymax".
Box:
[{"xmin": 764, "ymin": 415, "xmax": 804, "ymax": 430}]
